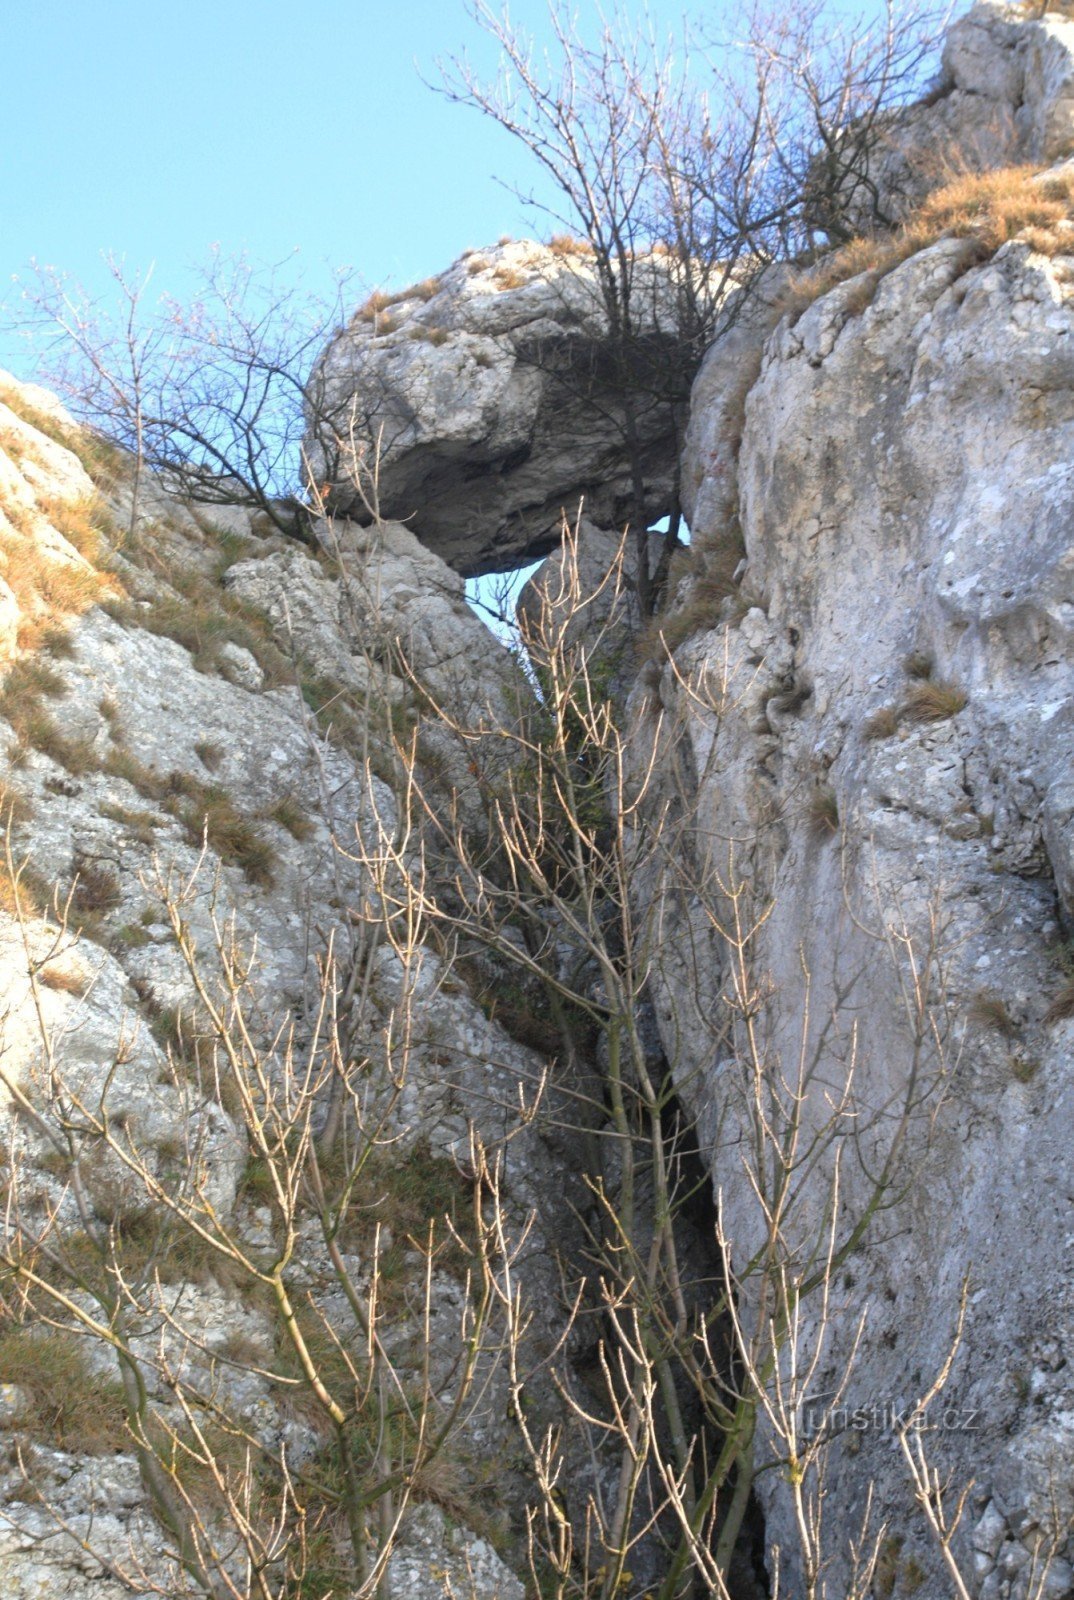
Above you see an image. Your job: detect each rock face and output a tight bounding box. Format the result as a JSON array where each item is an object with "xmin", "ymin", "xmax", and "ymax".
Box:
[
  {"xmin": 10, "ymin": 8, "xmax": 1074, "ymax": 1591},
  {"xmin": 0, "ymin": 372, "xmax": 580, "ymax": 1600},
  {"xmin": 645, "ymin": 205, "xmax": 1074, "ymax": 1593},
  {"xmin": 305, "ymin": 241, "xmax": 681, "ymax": 574},
  {"xmin": 831, "ymin": 1, "xmax": 1074, "ymax": 228}
]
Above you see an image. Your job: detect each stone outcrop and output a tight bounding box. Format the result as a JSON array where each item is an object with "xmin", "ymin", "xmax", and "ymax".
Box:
[
  {"xmin": 10, "ymin": 7, "xmax": 1074, "ymax": 1592},
  {"xmin": 0, "ymin": 372, "xmax": 578, "ymax": 1600},
  {"xmin": 644, "ymin": 197, "xmax": 1074, "ymax": 1595},
  {"xmin": 830, "ymin": 1, "xmax": 1074, "ymax": 228},
  {"xmin": 305, "ymin": 241, "xmax": 681, "ymax": 574}
]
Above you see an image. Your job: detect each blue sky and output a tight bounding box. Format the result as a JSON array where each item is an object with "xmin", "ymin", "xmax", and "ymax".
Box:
[{"xmin": 0, "ymin": 0, "xmax": 697, "ymax": 377}]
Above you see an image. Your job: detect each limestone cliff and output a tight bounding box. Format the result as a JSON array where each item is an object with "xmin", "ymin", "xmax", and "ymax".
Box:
[{"xmin": 4, "ymin": 5, "xmax": 1074, "ymax": 1595}]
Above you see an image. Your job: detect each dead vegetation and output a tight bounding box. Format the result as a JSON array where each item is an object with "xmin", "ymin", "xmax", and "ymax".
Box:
[
  {"xmin": 99, "ymin": 750, "xmax": 278, "ymax": 887},
  {"xmin": 807, "ymin": 783, "xmax": 840, "ymax": 836},
  {"xmin": 781, "ymin": 165, "xmax": 1074, "ymax": 324},
  {"xmin": 0, "ymin": 1327, "xmax": 127, "ymax": 1453},
  {"xmin": 899, "ymin": 678, "xmax": 968, "ymax": 724},
  {"xmin": 0, "ymin": 384, "xmax": 125, "ymax": 488},
  {"xmin": 969, "ymin": 991, "xmax": 1019, "ymax": 1038},
  {"xmin": 354, "ymin": 277, "xmax": 441, "ymax": 323}
]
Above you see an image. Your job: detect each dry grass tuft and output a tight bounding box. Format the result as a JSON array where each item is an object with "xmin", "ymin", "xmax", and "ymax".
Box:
[
  {"xmin": 638, "ymin": 576, "xmax": 735, "ymax": 662},
  {"xmin": 194, "ymin": 739, "xmax": 223, "ymax": 772},
  {"xmin": 0, "ymin": 1327, "xmax": 127, "ymax": 1453},
  {"xmin": 34, "ymin": 492, "xmax": 115, "ymax": 562},
  {"xmin": 0, "ymin": 657, "xmax": 96, "ymax": 774},
  {"xmin": 175, "ymin": 781, "xmax": 277, "ymax": 887},
  {"xmin": 807, "ymin": 784, "xmax": 840, "ymax": 836},
  {"xmin": 356, "ymin": 278, "xmax": 440, "ymax": 322},
  {"xmin": 0, "ymin": 781, "xmax": 32, "ymax": 826},
  {"xmin": 38, "ymin": 962, "xmax": 89, "ymax": 996},
  {"xmin": 1020, "ymin": 224, "xmax": 1068, "ymax": 257},
  {"xmin": 39, "ymin": 624, "xmax": 78, "ymax": 660},
  {"xmin": 0, "ymin": 386, "xmax": 126, "ymax": 489},
  {"xmin": 969, "ymin": 991, "xmax": 1018, "ymax": 1038},
  {"xmin": 356, "ymin": 288, "xmax": 393, "ymax": 320},
  {"xmin": 408, "ymin": 325, "xmax": 450, "ymax": 347},
  {"xmin": 1043, "ymin": 980, "xmax": 1074, "ymax": 1025},
  {"xmin": 0, "ymin": 499, "xmax": 119, "ymax": 653},
  {"xmin": 548, "ymin": 233, "xmax": 595, "ymax": 257},
  {"xmin": 781, "ymin": 165, "xmax": 1074, "ymax": 324},
  {"xmin": 493, "ymin": 265, "xmax": 527, "ymax": 290},
  {"xmin": 104, "ymin": 764, "xmax": 275, "ymax": 887},
  {"xmin": 98, "ymin": 801, "xmax": 159, "ymax": 846},
  {"xmin": 263, "ymin": 794, "xmax": 314, "ymax": 840},
  {"xmin": 899, "ymin": 679, "xmax": 968, "ymax": 724},
  {"xmin": 863, "ymin": 705, "xmax": 900, "ymax": 741},
  {"xmin": 0, "ymin": 856, "xmax": 48, "ymax": 919},
  {"xmin": 71, "ymin": 860, "xmax": 122, "ymax": 919}
]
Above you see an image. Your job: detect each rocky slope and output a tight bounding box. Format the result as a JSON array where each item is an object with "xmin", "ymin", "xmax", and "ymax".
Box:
[
  {"xmin": 0, "ymin": 373, "xmax": 586, "ymax": 1599},
  {"xmin": 4, "ymin": 5, "xmax": 1074, "ymax": 1596}
]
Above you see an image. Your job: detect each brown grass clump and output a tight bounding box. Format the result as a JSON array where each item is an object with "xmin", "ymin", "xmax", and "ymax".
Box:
[
  {"xmin": 70, "ymin": 859, "xmax": 122, "ymax": 919},
  {"xmin": 493, "ymin": 265, "xmax": 527, "ymax": 290},
  {"xmin": 969, "ymin": 991, "xmax": 1018, "ymax": 1038},
  {"xmin": 0, "ymin": 507, "xmax": 118, "ymax": 653},
  {"xmin": 263, "ymin": 794, "xmax": 314, "ymax": 840},
  {"xmin": 122, "ymin": 570, "xmax": 292, "ymax": 686},
  {"xmin": 863, "ymin": 705, "xmax": 900, "ymax": 741},
  {"xmin": 1021, "ymin": 224, "xmax": 1068, "ymax": 257},
  {"xmin": 174, "ymin": 780, "xmax": 277, "ymax": 887},
  {"xmin": 548, "ymin": 233, "xmax": 594, "ymax": 257},
  {"xmin": 102, "ymin": 747, "xmax": 168, "ymax": 803},
  {"xmin": 0, "ymin": 424, "xmax": 47, "ymax": 469},
  {"xmin": 0, "ymin": 1327, "xmax": 127, "ymax": 1453},
  {"xmin": 194, "ymin": 739, "xmax": 223, "ymax": 771},
  {"xmin": 0, "ymin": 781, "xmax": 32, "ymax": 826},
  {"xmin": 0, "ymin": 657, "xmax": 96, "ymax": 773},
  {"xmin": 807, "ymin": 783, "xmax": 840, "ymax": 836},
  {"xmin": 34, "ymin": 492, "xmax": 115, "ymax": 562},
  {"xmin": 638, "ymin": 580, "xmax": 734, "ymax": 662},
  {"xmin": 407, "ymin": 325, "xmax": 450, "ymax": 347},
  {"xmin": 638, "ymin": 526, "xmax": 748, "ymax": 662},
  {"xmin": 39, "ymin": 623, "xmax": 78, "ymax": 659},
  {"xmin": 355, "ymin": 288, "xmax": 393, "ymax": 320},
  {"xmin": 1043, "ymin": 980, "xmax": 1074, "ymax": 1025},
  {"xmin": 899, "ymin": 679, "xmax": 968, "ymax": 724},
  {"xmin": 355, "ymin": 278, "xmax": 440, "ymax": 322},
  {"xmin": 0, "ymin": 857, "xmax": 47, "ymax": 919},
  {"xmin": 781, "ymin": 165, "xmax": 1074, "ymax": 324},
  {"xmin": 0, "ymin": 386, "xmax": 126, "ymax": 489},
  {"xmin": 98, "ymin": 801, "xmax": 159, "ymax": 846},
  {"xmin": 38, "ymin": 962, "xmax": 89, "ymax": 996},
  {"xmin": 110, "ymin": 766, "xmax": 277, "ymax": 887}
]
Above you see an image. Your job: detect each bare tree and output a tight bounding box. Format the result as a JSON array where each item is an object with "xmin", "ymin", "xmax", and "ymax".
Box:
[
  {"xmin": 0, "ymin": 508, "xmax": 1046, "ymax": 1598},
  {"xmin": 352, "ymin": 520, "xmax": 976, "ymax": 1599},
  {"xmin": 16, "ymin": 252, "xmax": 357, "ymax": 543},
  {"xmin": 438, "ymin": 0, "xmax": 943, "ymax": 611}
]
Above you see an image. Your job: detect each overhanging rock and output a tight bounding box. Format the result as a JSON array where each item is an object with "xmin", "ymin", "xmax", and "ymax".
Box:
[{"xmin": 304, "ymin": 241, "xmax": 682, "ymax": 576}]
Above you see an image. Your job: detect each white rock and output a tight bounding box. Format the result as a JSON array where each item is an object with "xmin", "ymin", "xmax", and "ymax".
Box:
[{"xmin": 305, "ymin": 242, "xmax": 683, "ymax": 572}]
